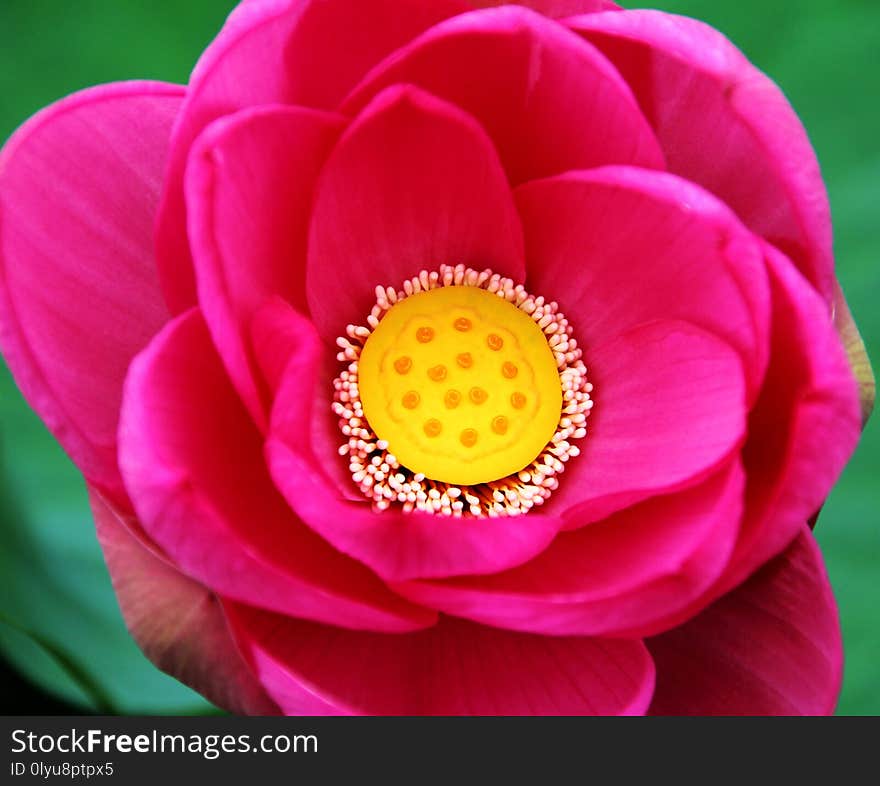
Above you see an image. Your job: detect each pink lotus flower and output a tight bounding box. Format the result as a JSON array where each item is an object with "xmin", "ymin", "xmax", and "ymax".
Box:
[{"xmin": 0, "ymin": 0, "xmax": 872, "ymax": 715}]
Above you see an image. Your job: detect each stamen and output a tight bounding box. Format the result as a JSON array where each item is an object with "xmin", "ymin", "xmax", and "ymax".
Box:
[{"xmin": 332, "ymin": 264, "xmax": 592, "ymax": 518}]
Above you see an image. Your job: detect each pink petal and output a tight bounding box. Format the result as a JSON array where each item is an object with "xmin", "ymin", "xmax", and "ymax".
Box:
[
  {"xmin": 618, "ymin": 246, "xmax": 861, "ymax": 638},
  {"xmin": 343, "ymin": 6, "xmax": 663, "ymax": 185},
  {"xmin": 0, "ymin": 82, "xmax": 180, "ymax": 505},
  {"xmin": 515, "ymin": 167, "xmax": 770, "ymax": 401},
  {"xmin": 90, "ymin": 487, "xmax": 277, "ymax": 715},
  {"xmin": 250, "ymin": 298, "xmax": 364, "ymax": 502},
  {"xmin": 392, "ymin": 460, "xmax": 743, "ymax": 637},
  {"xmin": 249, "ymin": 298, "xmax": 305, "ymax": 396},
  {"xmin": 118, "ymin": 309, "xmax": 436, "ymax": 632},
  {"xmin": 306, "ymin": 84, "xmax": 525, "ymax": 341},
  {"xmin": 268, "ymin": 437, "xmax": 563, "ymax": 583},
  {"xmin": 570, "ymin": 10, "xmax": 835, "ymax": 302},
  {"xmin": 549, "ymin": 320, "xmax": 747, "ymax": 523},
  {"xmin": 227, "ymin": 605, "xmax": 655, "ymax": 715},
  {"xmin": 185, "ymin": 104, "xmax": 346, "ymax": 429},
  {"xmin": 647, "ymin": 526, "xmax": 842, "ymax": 715},
  {"xmin": 265, "ymin": 310, "xmax": 563, "ymax": 581},
  {"xmin": 468, "ymin": 1, "xmax": 620, "ymax": 17},
  {"xmin": 718, "ymin": 244, "xmax": 861, "ymax": 592},
  {"xmin": 155, "ymin": 0, "xmax": 473, "ymax": 313}
]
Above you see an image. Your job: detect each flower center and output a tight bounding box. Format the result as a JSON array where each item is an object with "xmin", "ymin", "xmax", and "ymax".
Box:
[
  {"xmin": 358, "ymin": 285, "xmax": 562, "ymax": 485},
  {"xmin": 333, "ymin": 265, "xmax": 592, "ymax": 517}
]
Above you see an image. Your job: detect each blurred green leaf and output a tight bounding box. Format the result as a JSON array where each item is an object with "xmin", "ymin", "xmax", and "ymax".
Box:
[{"xmin": 0, "ymin": 614, "xmax": 117, "ymax": 714}]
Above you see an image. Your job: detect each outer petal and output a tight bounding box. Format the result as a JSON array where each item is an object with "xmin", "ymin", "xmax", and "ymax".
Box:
[
  {"xmin": 119, "ymin": 309, "xmax": 436, "ymax": 632},
  {"xmin": 549, "ymin": 320, "xmax": 747, "ymax": 523},
  {"xmin": 469, "ymin": 1, "xmax": 620, "ymax": 17},
  {"xmin": 516, "ymin": 167, "xmax": 770, "ymax": 401},
  {"xmin": 155, "ymin": 0, "xmax": 473, "ymax": 312},
  {"xmin": 570, "ymin": 10, "xmax": 835, "ymax": 302},
  {"xmin": 90, "ymin": 487, "xmax": 277, "ymax": 715},
  {"xmin": 306, "ymin": 85, "xmax": 525, "ymax": 342},
  {"xmin": 392, "ymin": 460, "xmax": 743, "ymax": 637},
  {"xmin": 631, "ymin": 246, "xmax": 861, "ymax": 637},
  {"xmin": 648, "ymin": 527, "xmax": 842, "ymax": 715},
  {"xmin": 342, "ymin": 6, "xmax": 664, "ymax": 185},
  {"xmin": 266, "ymin": 307, "xmax": 563, "ymax": 581},
  {"xmin": 250, "ymin": 297, "xmax": 363, "ymax": 502},
  {"xmin": 0, "ymin": 82, "xmax": 180, "ymax": 504},
  {"xmin": 718, "ymin": 245, "xmax": 861, "ymax": 591},
  {"xmin": 185, "ymin": 104, "xmax": 346, "ymax": 429},
  {"xmin": 227, "ymin": 605, "xmax": 655, "ymax": 716}
]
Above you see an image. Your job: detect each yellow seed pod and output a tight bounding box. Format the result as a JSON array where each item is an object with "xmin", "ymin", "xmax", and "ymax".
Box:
[{"xmin": 358, "ymin": 286, "xmax": 562, "ymax": 485}]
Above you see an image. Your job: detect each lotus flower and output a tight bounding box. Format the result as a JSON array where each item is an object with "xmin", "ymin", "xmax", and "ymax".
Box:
[{"xmin": 0, "ymin": 0, "xmax": 872, "ymax": 715}]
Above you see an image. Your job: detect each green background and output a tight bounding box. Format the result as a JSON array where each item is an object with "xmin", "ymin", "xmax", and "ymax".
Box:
[{"xmin": 0, "ymin": 0, "xmax": 877, "ymax": 714}]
